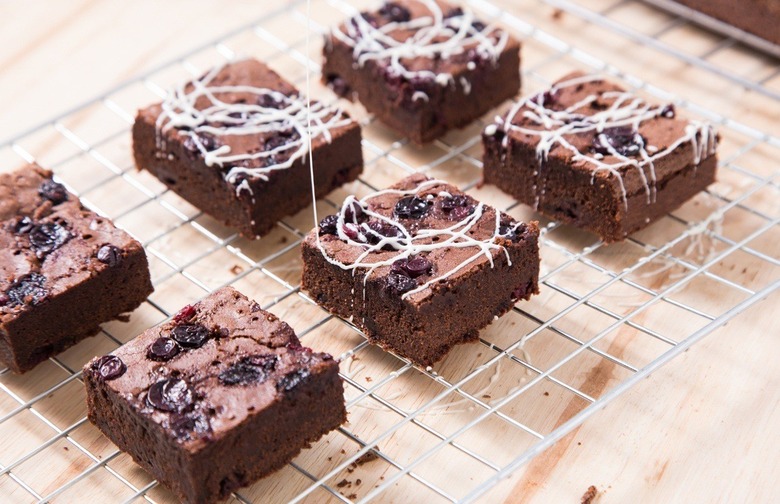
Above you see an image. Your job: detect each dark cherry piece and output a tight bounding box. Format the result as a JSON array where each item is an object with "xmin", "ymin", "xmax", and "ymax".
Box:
[
  {"xmin": 147, "ymin": 337, "xmax": 181, "ymax": 362},
  {"xmin": 169, "ymin": 412, "xmax": 211, "ymax": 440},
  {"xmin": 591, "ymin": 126, "xmax": 645, "ymax": 157},
  {"xmin": 318, "ymin": 215, "xmax": 339, "ymax": 236},
  {"xmin": 392, "ymin": 256, "xmax": 432, "ymax": 278},
  {"xmin": 342, "ymin": 223, "xmax": 360, "ymax": 241},
  {"xmin": 394, "ymin": 196, "xmax": 430, "ymax": 219},
  {"xmin": 256, "ymin": 93, "xmax": 282, "ymax": 109},
  {"xmin": 265, "ymin": 130, "xmax": 300, "ymax": 154},
  {"xmin": 96, "ymin": 245, "xmax": 123, "ymax": 266},
  {"xmin": 170, "ymin": 324, "xmax": 211, "ymax": 349},
  {"xmin": 93, "ymin": 355, "xmax": 126, "ymax": 380},
  {"xmin": 498, "ymin": 222, "xmax": 527, "ymax": 243},
  {"xmin": 471, "ymin": 20, "xmax": 487, "ymax": 32},
  {"xmin": 147, "ymin": 378, "xmax": 194, "ymax": 413},
  {"xmin": 661, "ymin": 104, "xmax": 676, "ymax": 118},
  {"xmin": 325, "ymin": 74, "xmax": 351, "ymax": 96},
  {"xmin": 378, "ymin": 2, "xmax": 411, "ymax": 22},
  {"xmin": 439, "ymin": 194, "xmax": 475, "ymax": 220},
  {"xmin": 12, "ymin": 216, "xmax": 34, "ymax": 234},
  {"xmin": 533, "ymin": 88, "xmax": 558, "ymax": 107},
  {"xmin": 183, "ymin": 133, "xmax": 220, "ymax": 159},
  {"xmin": 365, "ymin": 220, "xmax": 404, "ymax": 248},
  {"xmin": 343, "ymin": 200, "xmax": 365, "ymax": 223},
  {"xmin": 219, "ymin": 354, "xmax": 278, "ymax": 386},
  {"xmin": 384, "ymin": 272, "xmax": 417, "ymax": 293},
  {"xmin": 4, "ymin": 272, "xmax": 48, "ymax": 307},
  {"xmin": 276, "ymin": 369, "xmax": 309, "ymax": 392},
  {"xmin": 38, "ymin": 180, "xmax": 69, "ymax": 205},
  {"xmin": 444, "ymin": 6, "xmax": 464, "ymax": 17},
  {"xmin": 173, "ymin": 304, "xmax": 197, "ymax": 324},
  {"xmin": 29, "ymin": 222, "xmax": 71, "ymax": 258},
  {"xmin": 357, "ymin": 11, "xmax": 379, "ymax": 28}
]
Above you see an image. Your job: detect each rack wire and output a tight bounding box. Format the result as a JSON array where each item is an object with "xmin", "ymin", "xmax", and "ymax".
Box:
[{"xmin": 0, "ymin": 0, "xmax": 778, "ymax": 502}]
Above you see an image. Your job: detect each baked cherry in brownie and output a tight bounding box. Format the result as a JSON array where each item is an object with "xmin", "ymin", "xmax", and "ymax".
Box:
[
  {"xmin": 0, "ymin": 164, "xmax": 152, "ymax": 373},
  {"xmin": 323, "ymin": 0, "xmax": 521, "ymax": 144},
  {"xmin": 83, "ymin": 287, "xmax": 345, "ymax": 504},
  {"xmin": 133, "ymin": 58, "xmax": 363, "ymax": 238},
  {"xmin": 301, "ymin": 174, "xmax": 540, "ymax": 366},
  {"xmin": 482, "ymin": 71, "xmax": 719, "ymax": 243}
]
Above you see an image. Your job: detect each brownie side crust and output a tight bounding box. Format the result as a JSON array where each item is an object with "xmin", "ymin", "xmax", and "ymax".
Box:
[
  {"xmin": 301, "ymin": 174, "xmax": 540, "ymax": 366},
  {"xmin": 133, "ymin": 59, "xmax": 363, "ymax": 238},
  {"xmin": 671, "ymin": 0, "xmax": 780, "ymax": 46},
  {"xmin": 483, "ymin": 72, "xmax": 718, "ymax": 243},
  {"xmin": 84, "ymin": 287, "xmax": 345, "ymax": 503},
  {"xmin": 323, "ymin": 0, "xmax": 521, "ymax": 144},
  {"xmin": 0, "ymin": 164, "xmax": 152, "ymax": 373}
]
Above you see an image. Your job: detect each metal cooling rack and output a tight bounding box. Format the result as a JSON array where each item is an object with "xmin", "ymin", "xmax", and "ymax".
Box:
[{"xmin": 0, "ymin": 0, "xmax": 778, "ymax": 502}]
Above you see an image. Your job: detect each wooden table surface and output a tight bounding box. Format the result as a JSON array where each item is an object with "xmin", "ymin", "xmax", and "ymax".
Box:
[{"xmin": 0, "ymin": 1, "xmax": 778, "ymax": 503}]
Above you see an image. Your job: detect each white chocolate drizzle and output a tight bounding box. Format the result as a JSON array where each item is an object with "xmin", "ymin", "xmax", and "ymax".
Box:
[
  {"xmin": 491, "ymin": 74, "xmax": 718, "ymax": 210},
  {"xmin": 332, "ymin": 0, "xmax": 509, "ymax": 88},
  {"xmin": 155, "ymin": 60, "xmax": 353, "ymax": 195},
  {"xmin": 316, "ymin": 178, "xmax": 525, "ymax": 301}
]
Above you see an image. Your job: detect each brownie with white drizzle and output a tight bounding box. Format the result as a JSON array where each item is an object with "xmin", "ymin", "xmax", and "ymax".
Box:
[
  {"xmin": 0, "ymin": 164, "xmax": 153, "ymax": 373},
  {"xmin": 482, "ymin": 71, "xmax": 719, "ymax": 243},
  {"xmin": 301, "ymin": 174, "xmax": 540, "ymax": 366},
  {"xmin": 133, "ymin": 58, "xmax": 363, "ymax": 238},
  {"xmin": 83, "ymin": 286, "xmax": 346, "ymax": 504},
  {"xmin": 323, "ymin": 0, "xmax": 520, "ymax": 144}
]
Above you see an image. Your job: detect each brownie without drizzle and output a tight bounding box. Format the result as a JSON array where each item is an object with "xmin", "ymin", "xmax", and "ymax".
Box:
[
  {"xmin": 323, "ymin": 0, "xmax": 521, "ymax": 144},
  {"xmin": 301, "ymin": 174, "xmax": 540, "ymax": 366},
  {"xmin": 83, "ymin": 287, "xmax": 346, "ymax": 504},
  {"xmin": 133, "ymin": 58, "xmax": 363, "ymax": 238},
  {"xmin": 0, "ymin": 164, "xmax": 152, "ymax": 373},
  {"xmin": 483, "ymin": 71, "xmax": 718, "ymax": 243}
]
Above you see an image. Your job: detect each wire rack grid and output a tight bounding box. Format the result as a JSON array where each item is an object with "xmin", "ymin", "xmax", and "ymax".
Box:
[{"xmin": 0, "ymin": 0, "xmax": 777, "ymax": 503}]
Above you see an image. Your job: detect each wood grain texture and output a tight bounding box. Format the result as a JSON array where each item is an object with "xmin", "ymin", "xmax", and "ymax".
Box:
[{"xmin": 0, "ymin": 0, "xmax": 777, "ymax": 503}]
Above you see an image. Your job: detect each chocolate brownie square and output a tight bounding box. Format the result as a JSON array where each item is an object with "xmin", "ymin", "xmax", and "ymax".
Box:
[
  {"xmin": 323, "ymin": 0, "xmax": 521, "ymax": 144},
  {"xmin": 483, "ymin": 71, "xmax": 719, "ymax": 243},
  {"xmin": 0, "ymin": 164, "xmax": 153, "ymax": 373},
  {"xmin": 133, "ymin": 58, "xmax": 363, "ymax": 238},
  {"xmin": 83, "ymin": 286, "xmax": 346, "ymax": 504},
  {"xmin": 301, "ymin": 174, "xmax": 540, "ymax": 366}
]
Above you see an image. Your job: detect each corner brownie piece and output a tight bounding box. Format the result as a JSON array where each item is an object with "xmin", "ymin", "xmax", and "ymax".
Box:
[
  {"xmin": 0, "ymin": 164, "xmax": 152, "ymax": 373},
  {"xmin": 84, "ymin": 287, "xmax": 345, "ymax": 503},
  {"xmin": 323, "ymin": 0, "xmax": 520, "ymax": 144},
  {"xmin": 483, "ymin": 72, "xmax": 719, "ymax": 243},
  {"xmin": 133, "ymin": 58, "xmax": 363, "ymax": 238},
  {"xmin": 301, "ymin": 174, "xmax": 540, "ymax": 366}
]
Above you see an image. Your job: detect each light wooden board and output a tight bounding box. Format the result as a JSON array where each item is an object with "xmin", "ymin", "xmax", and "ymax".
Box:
[{"xmin": 0, "ymin": 1, "xmax": 778, "ymax": 503}]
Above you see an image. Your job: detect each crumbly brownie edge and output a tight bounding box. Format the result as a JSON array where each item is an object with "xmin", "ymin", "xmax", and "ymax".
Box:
[
  {"xmin": 85, "ymin": 358, "xmax": 345, "ymax": 504},
  {"xmin": 1, "ymin": 243, "xmax": 152, "ymax": 373}
]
